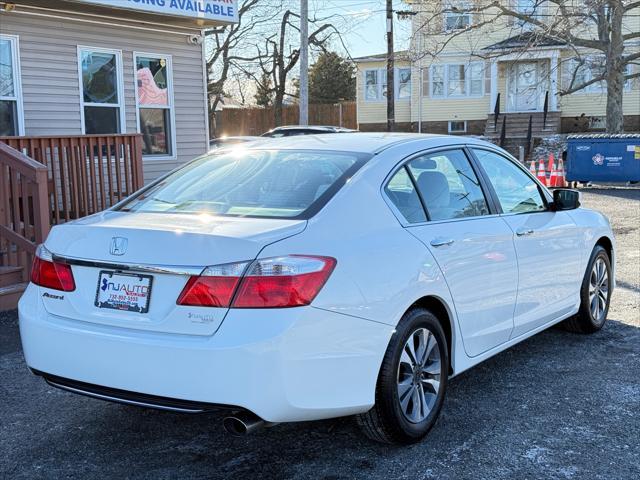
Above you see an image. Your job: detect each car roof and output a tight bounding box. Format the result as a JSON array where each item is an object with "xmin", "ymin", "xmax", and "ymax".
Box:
[{"xmin": 243, "ymin": 132, "xmax": 493, "ymax": 154}]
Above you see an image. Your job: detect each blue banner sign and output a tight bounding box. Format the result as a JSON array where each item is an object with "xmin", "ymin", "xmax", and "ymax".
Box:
[{"xmin": 77, "ymin": 0, "xmax": 238, "ymax": 24}]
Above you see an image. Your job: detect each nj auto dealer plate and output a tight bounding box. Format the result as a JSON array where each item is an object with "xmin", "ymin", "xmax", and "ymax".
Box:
[{"xmin": 95, "ymin": 270, "xmax": 153, "ymax": 313}]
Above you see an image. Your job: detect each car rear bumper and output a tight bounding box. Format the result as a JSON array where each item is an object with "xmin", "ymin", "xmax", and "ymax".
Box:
[
  {"xmin": 33, "ymin": 369, "xmax": 235, "ymax": 413},
  {"xmin": 19, "ymin": 284, "xmax": 393, "ymax": 423}
]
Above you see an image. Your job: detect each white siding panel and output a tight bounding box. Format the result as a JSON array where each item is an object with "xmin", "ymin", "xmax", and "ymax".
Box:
[{"xmin": 1, "ymin": 11, "xmax": 208, "ymax": 182}]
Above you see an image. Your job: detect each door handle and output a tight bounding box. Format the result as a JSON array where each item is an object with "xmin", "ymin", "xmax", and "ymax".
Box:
[
  {"xmin": 516, "ymin": 227, "xmax": 534, "ymax": 236},
  {"xmin": 430, "ymin": 237, "xmax": 455, "ymax": 247}
]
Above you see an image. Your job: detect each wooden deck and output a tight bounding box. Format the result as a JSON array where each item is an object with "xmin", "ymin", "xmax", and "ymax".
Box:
[{"xmin": 0, "ymin": 134, "xmax": 143, "ymax": 309}]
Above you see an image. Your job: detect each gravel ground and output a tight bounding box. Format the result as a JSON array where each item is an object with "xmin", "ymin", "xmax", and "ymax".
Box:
[{"xmin": 1, "ymin": 187, "xmax": 638, "ymax": 480}]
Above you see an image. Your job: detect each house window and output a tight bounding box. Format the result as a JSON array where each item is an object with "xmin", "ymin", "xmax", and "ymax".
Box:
[
  {"xmin": 79, "ymin": 47, "xmax": 124, "ymax": 134},
  {"xmin": 381, "ymin": 69, "xmax": 388, "ymax": 99},
  {"xmin": 135, "ymin": 53, "xmax": 175, "ymax": 157},
  {"xmin": 431, "ymin": 65, "xmax": 445, "ymax": 97},
  {"xmin": 515, "ymin": 0, "xmax": 540, "ymax": 15},
  {"xmin": 364, "ymin": 68, "xmax": 410, "ymax": 101},
  {"xmin": 365, "ymin": 69, "xmax": 379, "ymax": 100},
  {"xmin": 566, "ymin": 56, "xmax": 632, "ymax": 94},
  {"xmin": 448, "ymin": 120, "xmax": 467, "ymax": 133},
  {"xmin": 397, "ymin": 68, "xmax": 411, "ymax": 99},
  {"xmin": 589, "ymin": 116, "xmax": 606, "ymax": 129},
  {"xmin": 444, "ymin": 2, "xmax": 472, "ymax": 30},
  {"xmin": 430, "ymin": 62, "xmax": 484, "ymax": 98},
  {"xmin": 514, "ymin": 0, "xmax": 546, "ymax": 27},
  {"xmin": 0, "ymin": 35, "xmax": 23, "ymax": 136},
  {"xmin": 448, "ymin": 65, "xmax": 466, "ymax": 96}
]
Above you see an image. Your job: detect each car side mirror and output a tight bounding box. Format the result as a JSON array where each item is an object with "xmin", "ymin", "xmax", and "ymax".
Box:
[{"xmin": 551, "ymin": 189, "xmax": 580, "ymax": 211}]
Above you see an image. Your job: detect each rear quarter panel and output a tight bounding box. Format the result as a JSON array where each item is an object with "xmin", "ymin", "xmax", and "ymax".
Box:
[{"xmin": 254, "ymin": 143, "xmax": 466, "ymax": 373}]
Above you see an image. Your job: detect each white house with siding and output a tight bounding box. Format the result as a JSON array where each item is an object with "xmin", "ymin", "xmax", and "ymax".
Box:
[
  {"xmin": 1, "ymin": 0, "xmax": 238, "ymax": 183},
  {"xmin": 355, "ymin": 0, "xmax": 640, "ymax": 142}
]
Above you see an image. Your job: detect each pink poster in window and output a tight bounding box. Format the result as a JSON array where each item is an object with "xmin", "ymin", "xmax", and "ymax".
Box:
[{"xmin": 137, "ymin": 67, "xmax": 167, "ymax": 106}]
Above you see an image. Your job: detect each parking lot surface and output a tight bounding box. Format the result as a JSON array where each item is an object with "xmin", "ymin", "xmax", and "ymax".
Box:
[{"xmin": 1, "ymin": 187, "xmax": 639, "ymax": 480}]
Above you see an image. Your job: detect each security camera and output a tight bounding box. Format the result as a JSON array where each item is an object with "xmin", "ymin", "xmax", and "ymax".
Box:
[{"xmin": 187, "ymin": 34, "xmax": 203, "ymax": 45}]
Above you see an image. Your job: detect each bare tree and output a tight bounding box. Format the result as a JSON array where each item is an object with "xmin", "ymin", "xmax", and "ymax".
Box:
[
  {"xmin": 411, "ymin": 0, "xmax": 640, "ymax": 132},
  {"xmin": 205, "ymin": 1, "xmax": 350, "ymax": 126},
  {"xmin": 204, "ymin": 0, "xmax": 283, "ymax": 113},
  {"xmin": 251, "ymin": 9, "xmax": 339, "ymax": 125}
]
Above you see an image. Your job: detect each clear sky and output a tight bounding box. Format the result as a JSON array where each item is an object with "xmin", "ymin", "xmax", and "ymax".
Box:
[{"xmin": 308, "ymin": 0, "xmax": 411, "ymax": 59}]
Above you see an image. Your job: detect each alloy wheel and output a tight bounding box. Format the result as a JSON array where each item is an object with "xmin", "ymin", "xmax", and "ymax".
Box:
[
  {"xmin": 589, "ymin": 257, "xmax": 609, "ymax": 323},
  {"xmin": 397, "ymin": 327, "xmax": 441, "ymax": 423}
]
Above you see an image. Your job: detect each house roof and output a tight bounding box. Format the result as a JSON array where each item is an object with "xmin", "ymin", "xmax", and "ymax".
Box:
[
  {"xmin": 353, "ymin": 51, "xmax": 410, "ymax": 63},
  {"xmin": 483, "ymin": 32, "xmax": 566, "ymax": 50}
]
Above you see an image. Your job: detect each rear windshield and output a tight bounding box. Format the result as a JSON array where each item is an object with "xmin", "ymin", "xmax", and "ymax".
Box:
[{"xmin": 116, "ymin": 149, "xmax": 368, "ymax": 219}]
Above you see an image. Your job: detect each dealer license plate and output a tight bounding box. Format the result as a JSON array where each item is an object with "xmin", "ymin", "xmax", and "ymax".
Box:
[{"xmin": 94, "ymin": 270, "xmax": 153, "ymax": 313}]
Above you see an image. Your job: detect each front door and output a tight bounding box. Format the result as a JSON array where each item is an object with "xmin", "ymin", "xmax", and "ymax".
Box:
[
  {"xmin": 471, "ymin": 149, "xmax": 584, "ymax": 338},
  {"xmin": 508, "ymin": 62, "xmax": 540, "ymax": 111}
]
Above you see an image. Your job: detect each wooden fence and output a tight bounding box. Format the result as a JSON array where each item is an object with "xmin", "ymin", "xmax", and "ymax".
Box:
[
  {"xmin": 213, "ymin": 102, "xmax": 357, "ymax": 137},
  {"xmin": 0, "ymin": 142, "xmax": 50, "ymax": 280},
  {"xmin": 1, "ymin": 134, "xmax": 144, "ymax": 224}
]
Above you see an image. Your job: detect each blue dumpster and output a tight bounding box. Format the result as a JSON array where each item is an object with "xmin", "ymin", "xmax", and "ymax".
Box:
[{"xmin": 566, "ymin": 134, "xmax": 640, "ymax": 183}]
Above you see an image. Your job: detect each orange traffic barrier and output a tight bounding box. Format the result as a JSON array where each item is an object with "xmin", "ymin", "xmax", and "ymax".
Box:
[{"xmin": 537, "ymin": 160, "xmax": 547, "ymax": 186}]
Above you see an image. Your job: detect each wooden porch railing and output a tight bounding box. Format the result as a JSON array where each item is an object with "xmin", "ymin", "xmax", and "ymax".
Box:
[
  {"xmin": 493, "ymin": 93, "xmax": 501, "ymax": 130},
  {"xmin": 526, "ymin": 115, "xmax": 533, "ymax": 158},
  {"xmin": 0, "ymin": 142, "xmax": 50, "ymax": 279},
  {"xmin": 0, "ymin": 134, "xmax": 144, "ymax": 224},
  {"xmin": 542, "ymin": 90, "xmax": 549, "ymax": 130}
]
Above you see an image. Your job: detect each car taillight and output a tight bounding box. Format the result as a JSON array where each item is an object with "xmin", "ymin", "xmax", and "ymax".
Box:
[
  {"xmin": 176, "ymin": 256, "xmax": 336, "ymax": 308},
  {"xmin": 176, "ymin": 261, "xmax": 248, "ymax": 307},
  {"xmin": 30, "ymin": 245, "xmax": 75, "ymax": 291},
  {"xmin": 233, "ymin": 256, "xmax": 336, "ymax": 308}
]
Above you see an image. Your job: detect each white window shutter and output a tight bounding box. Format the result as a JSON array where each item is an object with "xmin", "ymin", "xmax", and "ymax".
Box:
[
  {"xmin": 422, "ymin": 67, "xmax": 429, "ymax": 97},
  {"xmin": 484, "ymin": 61, "xmax": 492, "ymax": 95}
]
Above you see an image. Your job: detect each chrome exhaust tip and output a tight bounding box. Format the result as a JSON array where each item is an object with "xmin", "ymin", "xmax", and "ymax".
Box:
[{"xmin": 223, "ymin": 411, "xmax": 265, "ymax": 436}]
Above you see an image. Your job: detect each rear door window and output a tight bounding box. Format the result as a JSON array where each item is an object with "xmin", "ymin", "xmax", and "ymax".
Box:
[
  {"xmin": 385, "ymin": 167, "xmax": 427, "ymax": 223},
  {"xmin": 406, "ymin": 149, "xmax": 489, "ymax": 221}
]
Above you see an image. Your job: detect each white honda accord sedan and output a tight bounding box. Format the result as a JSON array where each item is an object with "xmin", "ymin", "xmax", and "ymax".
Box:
[{"xmin": 19, "ymin": 133, "xmax": 614, "ymax": 444}]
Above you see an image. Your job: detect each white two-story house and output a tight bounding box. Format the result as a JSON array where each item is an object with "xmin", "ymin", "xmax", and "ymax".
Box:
[{"xmin": 355, "ymin": 0, "xmax": 640, "ymax": 140}]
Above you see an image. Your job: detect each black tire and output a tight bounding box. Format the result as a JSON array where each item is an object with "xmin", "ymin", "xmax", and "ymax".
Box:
[
  {"xmin": 563, "ymin": 245, "xmax": 612, "ymax": 334},
  {"xmin": 356, "ymin": 308, "xmax": 448, "ymax": 444}
]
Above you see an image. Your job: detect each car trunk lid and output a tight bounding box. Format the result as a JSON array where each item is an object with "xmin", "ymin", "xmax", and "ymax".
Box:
[{"xmin": 39, "ymin": 212, "xmax": 306, "ymax": 336}]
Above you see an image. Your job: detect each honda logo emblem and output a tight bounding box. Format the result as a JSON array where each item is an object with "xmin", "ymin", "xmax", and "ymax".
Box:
[{"xmin": 110, "ymin": 237, "xmax": 128, "ymax": 256}]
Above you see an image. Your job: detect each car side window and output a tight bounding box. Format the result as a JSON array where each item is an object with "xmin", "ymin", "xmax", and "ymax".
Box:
[
  {"xmin": 406, "ymin": 149, "xmax": 489, "ymax": 221},
  {"xmin": 385, "ymin": 167, "xmax": 427, "ymax": 223},
  {"xmin": 472, "ymin": 149, "xmax": 546, "ymax": 214}
]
